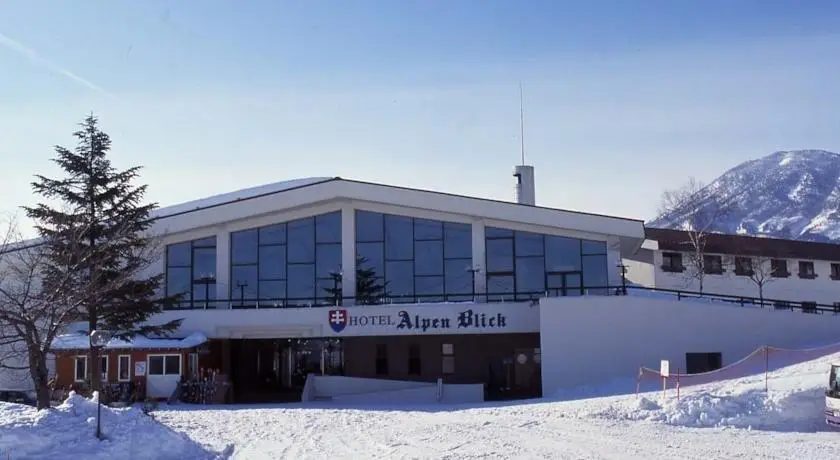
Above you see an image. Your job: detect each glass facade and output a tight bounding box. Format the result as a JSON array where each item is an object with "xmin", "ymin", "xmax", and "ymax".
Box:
[
  {"xmin": 229, "ymin": 211, "xmax": 342, "ymax": 307},
  {"xmin": 355, "ymin": 210, "xmax": 473, "ymax": 303},
  {"xmin": 485, "ymin": 227, "xmax": 609, "ymax": 300},
  {"xmin": 165, "ymin": 236, "xmax": 217, "ymax": 308}
]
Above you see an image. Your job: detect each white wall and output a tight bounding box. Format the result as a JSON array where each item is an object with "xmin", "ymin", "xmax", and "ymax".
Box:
[
  {"xmin": 649, "ymin": 250, "xmax": 840, "ymax": 305},
  {"xmin": 155, "ymin": 301, "xmax": 539, "ymax": 339},
  {"xmin": 539, "ymin": 295, "xmax": 840, "ymax": 396}
]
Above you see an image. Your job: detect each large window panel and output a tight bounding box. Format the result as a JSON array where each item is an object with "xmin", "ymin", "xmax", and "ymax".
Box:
[
  {"xmin": 287, "ymin": 218, "xmax": 315, "ymax": 263},
  {"xmin": 357, "ymin": 242, "xmax": 385, "ymax": 277},
  {"xmin": 316, "ymin": 243, "xmax": 342, "ymax": 278},
  {"xmin": 415, "ymin": 276, "xmax": 444, "ymax": 302},
  {"xmin": 385, "ymin": 260, "xmax": 414, "ymax": 300},
  {"xmin": 287, "ymin": 264, "xmax": 316, "ymax": 301},
  {"xmin": 258, "ymin": 245, "xmax": 286, "ymax": 279},
  {"xmin": 486, "ymin": 238, "xmax": 514, "ymax": 272},
  {"xmin": 231, "ymin": 230, "xmax": 258, "ymax": 265},
  {"xmin": 515, "ymin": 231, "xmax": 544, "ymax": 257},
  {"xmin": 414, "ymin": 218, "xmax": 443, "ymax": 241},
  {"xmin": 166, "ymin": 242, "xmax": 191, "ymax": 267},
  {"xmin": 582, "ymin": 239, "xmax": 607, "ymax": 255},
  {"xmin": 486, "ymin": 227, "xmax": 514, "ymax": 238},
  {"xmin": 486, "ymin": 275, "xmax": 514, "ymax": 297},
  {"xmin": 166, "ymin": 267, "xmax": 191, "ymax": 297},
  {"xmin": 259, "ymin": 224, "xmax": 286, "ymax": 245},
  {"xmin": 384, "ymin": 215, "xmax": 413, "ymax": 260},
  {"xmin": 444, "ymin": 258, "xmax": 473, "ymax": 295},
  {"xmin": 515, "ymin": 256, "xmax": 545, "ymax": 297},
  {"xmin": 192, "ymin": 247, "xmax": 216, "ymax": 279},
  {"xmin": 443, "ymin": 223, "xmax": 471, "ymax": 259},
  {"xmin": 414, "ymin": 240, "xmax": 443, "ymax": 276},
  {"xmin": 355, "ymin": 210, "xmax": 383, "ymax": 242},
  {"xmin": 582, "ymin": 254, "xmax": 609, "ymax": 293},
  {"xmin": 545, "ymin": 235, "xmax": 582, "ymax": 272},
  {"xmin": 316, "ymin": 212, "xmax": 342, "ymax": 244},
  {"xmin": 231, "ymin": 265, "xmax": 258, "ymax": 300},
  {"xmin": 259, "ymin": 280, "xmax": 286, "ymax": 302}
]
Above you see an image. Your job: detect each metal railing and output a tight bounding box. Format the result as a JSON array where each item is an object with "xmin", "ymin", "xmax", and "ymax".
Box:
[{"xmin": 160, "ymin": 284, "xmax": 840, "ymax": 315}]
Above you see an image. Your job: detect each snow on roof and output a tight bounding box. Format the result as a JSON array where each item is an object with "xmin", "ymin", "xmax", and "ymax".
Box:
[
  {"xmin": 150, "ymin": 177, "xmax": 336, "ymax": 218},
  {"xmin": 51, "ymin": 331, "xmax": 208, "ymax": 350}
]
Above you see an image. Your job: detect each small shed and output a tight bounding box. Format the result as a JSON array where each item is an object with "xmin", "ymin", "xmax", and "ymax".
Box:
[{"xmin": 51, "ymin": 332, "xmax": 209, "ymax": 400}]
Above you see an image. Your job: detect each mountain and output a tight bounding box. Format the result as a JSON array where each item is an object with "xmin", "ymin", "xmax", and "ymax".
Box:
[{"xmin": 648, "ymin": 149, "xmax": 840, "ymax": 242}]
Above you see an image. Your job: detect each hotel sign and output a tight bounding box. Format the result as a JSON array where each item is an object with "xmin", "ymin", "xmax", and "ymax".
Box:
[{"xmin": 328, "ymin": 308, "xmax": 508, "ymax": 334}]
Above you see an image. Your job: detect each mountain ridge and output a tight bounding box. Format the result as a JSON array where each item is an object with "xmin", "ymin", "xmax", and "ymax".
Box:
[{"xmin": 648, "ymin": 149, "xmax": 840, "ymax": 243}]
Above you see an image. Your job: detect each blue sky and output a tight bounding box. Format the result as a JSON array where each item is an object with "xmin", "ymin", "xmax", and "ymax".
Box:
[{"xmin": 2, "ymin": 1, "xmax": 840, "ymax": 236}]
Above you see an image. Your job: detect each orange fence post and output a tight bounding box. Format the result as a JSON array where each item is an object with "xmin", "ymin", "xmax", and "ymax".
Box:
[{"xmin": 764, "ymin": 346, "xmax": 769, "ymax": 392}]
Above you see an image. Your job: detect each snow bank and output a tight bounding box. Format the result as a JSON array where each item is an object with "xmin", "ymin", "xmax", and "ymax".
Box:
[
  {"xmin": 0, "ymin": 392, "xmax": 229, "ymax": 460},
  {"xmin": 582, "ymin": 352, "xmax": 838, "ymax": 432}
]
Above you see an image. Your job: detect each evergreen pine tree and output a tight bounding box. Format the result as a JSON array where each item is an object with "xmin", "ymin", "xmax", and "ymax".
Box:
[
  {"xmin": 23, "ymin": 114, "xmax": 181, "ymax": 391},
  {"xmin": 323, "ymin": 255, "xmax": 388, "ymax": 305}
]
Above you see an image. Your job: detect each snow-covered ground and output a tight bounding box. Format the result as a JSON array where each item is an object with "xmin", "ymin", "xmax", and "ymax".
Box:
[{"xmin": 2, "ymin": 352, "xmax": 838, "ymax": 459}]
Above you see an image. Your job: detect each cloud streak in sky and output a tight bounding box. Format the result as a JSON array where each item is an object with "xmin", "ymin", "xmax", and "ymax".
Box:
[{"xmin": 0, "ymin": 31, "xmax": 115, "ymax": 98}]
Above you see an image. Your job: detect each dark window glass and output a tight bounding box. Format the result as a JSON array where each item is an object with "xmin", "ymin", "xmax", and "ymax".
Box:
[
  {"xmin": 375, "ymin": 344, "xmax": 388, "ymax": 375},
  {"xmin": 486, "ymin": 239, "xmax": 514, "ymax": 272},
  {"xmin": 544, "ymin": 235, "xmax": 582, "ymax": 272},
  {"xmin": 316, "ymin": 243, "xmax": 342, "ymax": 279},
  {"xmin": 287, "ymin": 264, "xmax": 316, "ymax": 301},
  {"xmin": 316, "ymin": 278, "xmax": 337, "ymax": 304},
  {"xmin": 582, "ymin": 254, "xmax": 608, "ymax": 293},
  {"xmin": 356, "ymin": 210, "xmax": 384, "ymax": 242},
  {"xmin": 148, "ymin": 356, "xmax": 164, "ymax": 375},
  {"xmin": 415, "ymin": 276, "xmax": 444, "ymax": 302},
  {"xmin": 164, "ymin": 355, "xmax": 181, "ymax": 375},
  {"xmin": 415, "ymin": 240, "xmax": 444, "ymax": 276},
  {"xmin": 166, "ymin": 267, "xmax": 191, "ymax": 297},
  {"xmin": 231, "ymin": 265, "xmax": 258, "ymax": 300},
  {"xmin": 443, "ymin": 223, "xmax": 471, "ymax": 259},
  {"xmin": 487, "ymin": 275, "xmax": 514, "ymax": 295},
  {"xmin": 316, "ymin": 212, "xmax": 342, "ymax": 244},
  {"xmin": 287, "ymin": 218, "xmax": 315, "ymax": 263},
  {"xmin": 192, "ymin": 247, "xmax": 216, "ymax": 280},
  {"xmin": 259, "ymin": 224, "xmax": 286, "ymax": 245},
  {"xmin": 408, "ymin": 344, "xmax": 421, "ymax": 375},
  {"xmin": 231, "ymin": 230, "xmax": 259, "ymax": 265},
  {"xmin": 582, "ymin": 239, "xmax": 607, "ymax": 255},
  {"xmin": 414, "ymin": 218, "xmax": 442, "ymax": 241},
  {"xmin": 259, "ymin": 280, "xmax": 286, "ymax": 302},
  {"xmin": 516, "ymin": 256, "xmax": 545, "ymax": 296},
  {"xmin": 515, "ymin": 231, "xmax": 543, "ymax": 257},
  {"xmin": 258, "ymin": 245, "xmax": 286, "ymax": 279},
  {"xmin": 75, "ymin": 357, "xmax": 86, "ymax": 380},
  {"xmin": 193, "ymin": 237, "xmax": 216, "ymax": 248},
  {"xmin": 385, "ymin": 215, "xmax": 413, "ymax": 260},
  {"xmin": 357, "ymin": 242, "xmax": 385, "ymax": 277},
  {"xmin": 166, "ymin": 242, "xmax": 191, "ymax": 267},
  {"xmin": 444, "ymin": 258, "xmax": 473, "ymax": 295},
  {"xmin": 385, "ymin": 260, "xmax": 414, "ymax": 299}
]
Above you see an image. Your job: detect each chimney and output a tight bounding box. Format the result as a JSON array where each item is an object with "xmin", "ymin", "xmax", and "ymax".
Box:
[{"xmin": 514, "ymin": 164, "xmax": 536, "ymax": 206}]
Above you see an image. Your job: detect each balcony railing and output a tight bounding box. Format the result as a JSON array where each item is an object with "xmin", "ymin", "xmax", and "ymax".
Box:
[{"xmin": 160, "ymin": 284, "xmax": 840, "ymax": 316}]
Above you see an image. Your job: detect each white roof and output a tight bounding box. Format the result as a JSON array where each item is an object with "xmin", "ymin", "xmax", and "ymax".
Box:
[
  {"xmin": 151, "ymin": 177, "xmax": 335, "ymax": 218},
  {"xmin": 51, "ymin": 332, "xmax": 208, "ymax": 350}
]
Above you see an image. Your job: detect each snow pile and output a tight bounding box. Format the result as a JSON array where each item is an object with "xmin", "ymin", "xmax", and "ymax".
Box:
[
  {"xmin": 583, "ymin": 352, "xmax": 837, "ymax": 432},
  {"xmin": 0, "ymin": 392, "xmax": 229, "ymax": 460}
]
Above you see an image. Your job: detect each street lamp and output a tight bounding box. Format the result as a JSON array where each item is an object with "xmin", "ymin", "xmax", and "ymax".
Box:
[{"xmin": 89, "ymin": 329, "xmax": 113, "ymax": 440}]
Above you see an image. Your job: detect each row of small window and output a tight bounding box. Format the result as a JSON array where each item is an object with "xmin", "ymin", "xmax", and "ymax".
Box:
[
  {"xmin": 72, "ymin": 354, "xmax": 181, "ymax": 382},
  {"xmin": 661, "ymin": 252, "xmax": 840, "ymax": 280},
  {"xmin": 375, "ymin": 342, "xmax": 456, "ymax": 376}
]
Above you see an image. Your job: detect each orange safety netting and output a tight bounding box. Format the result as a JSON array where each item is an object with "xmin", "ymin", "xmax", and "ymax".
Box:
[{"xmin": 636, "ymin": 341, "xmax": 840, "ymax": 392}]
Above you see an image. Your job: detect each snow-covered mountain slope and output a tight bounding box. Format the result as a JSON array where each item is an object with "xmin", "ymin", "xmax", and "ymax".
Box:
[{"xmin": 649, "ymin": 149, "xmax": 840, "ymax": 242}]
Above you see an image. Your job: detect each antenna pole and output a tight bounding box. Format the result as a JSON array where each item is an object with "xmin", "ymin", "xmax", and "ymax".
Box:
[{"xmin": 519, "ymin": 82, "xmax": 525, "ymax": 165}]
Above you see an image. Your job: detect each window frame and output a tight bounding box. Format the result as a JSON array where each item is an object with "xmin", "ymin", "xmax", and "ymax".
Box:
[
  {"xmin": 147, "ymin": 354, "xmax": 183, "ymax": 377},
  {"xmin": 74, "ymin": 356, "xmax": 87, "ymax": 382},
  {"xmin": 117, "ymin": 355, "xmax": 132, "ymax": 382}
]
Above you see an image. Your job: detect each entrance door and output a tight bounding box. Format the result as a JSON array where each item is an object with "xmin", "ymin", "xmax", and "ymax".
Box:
[{"xmin": 546, "ymin": 271, "xmax": 583, "ymax": 296}]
